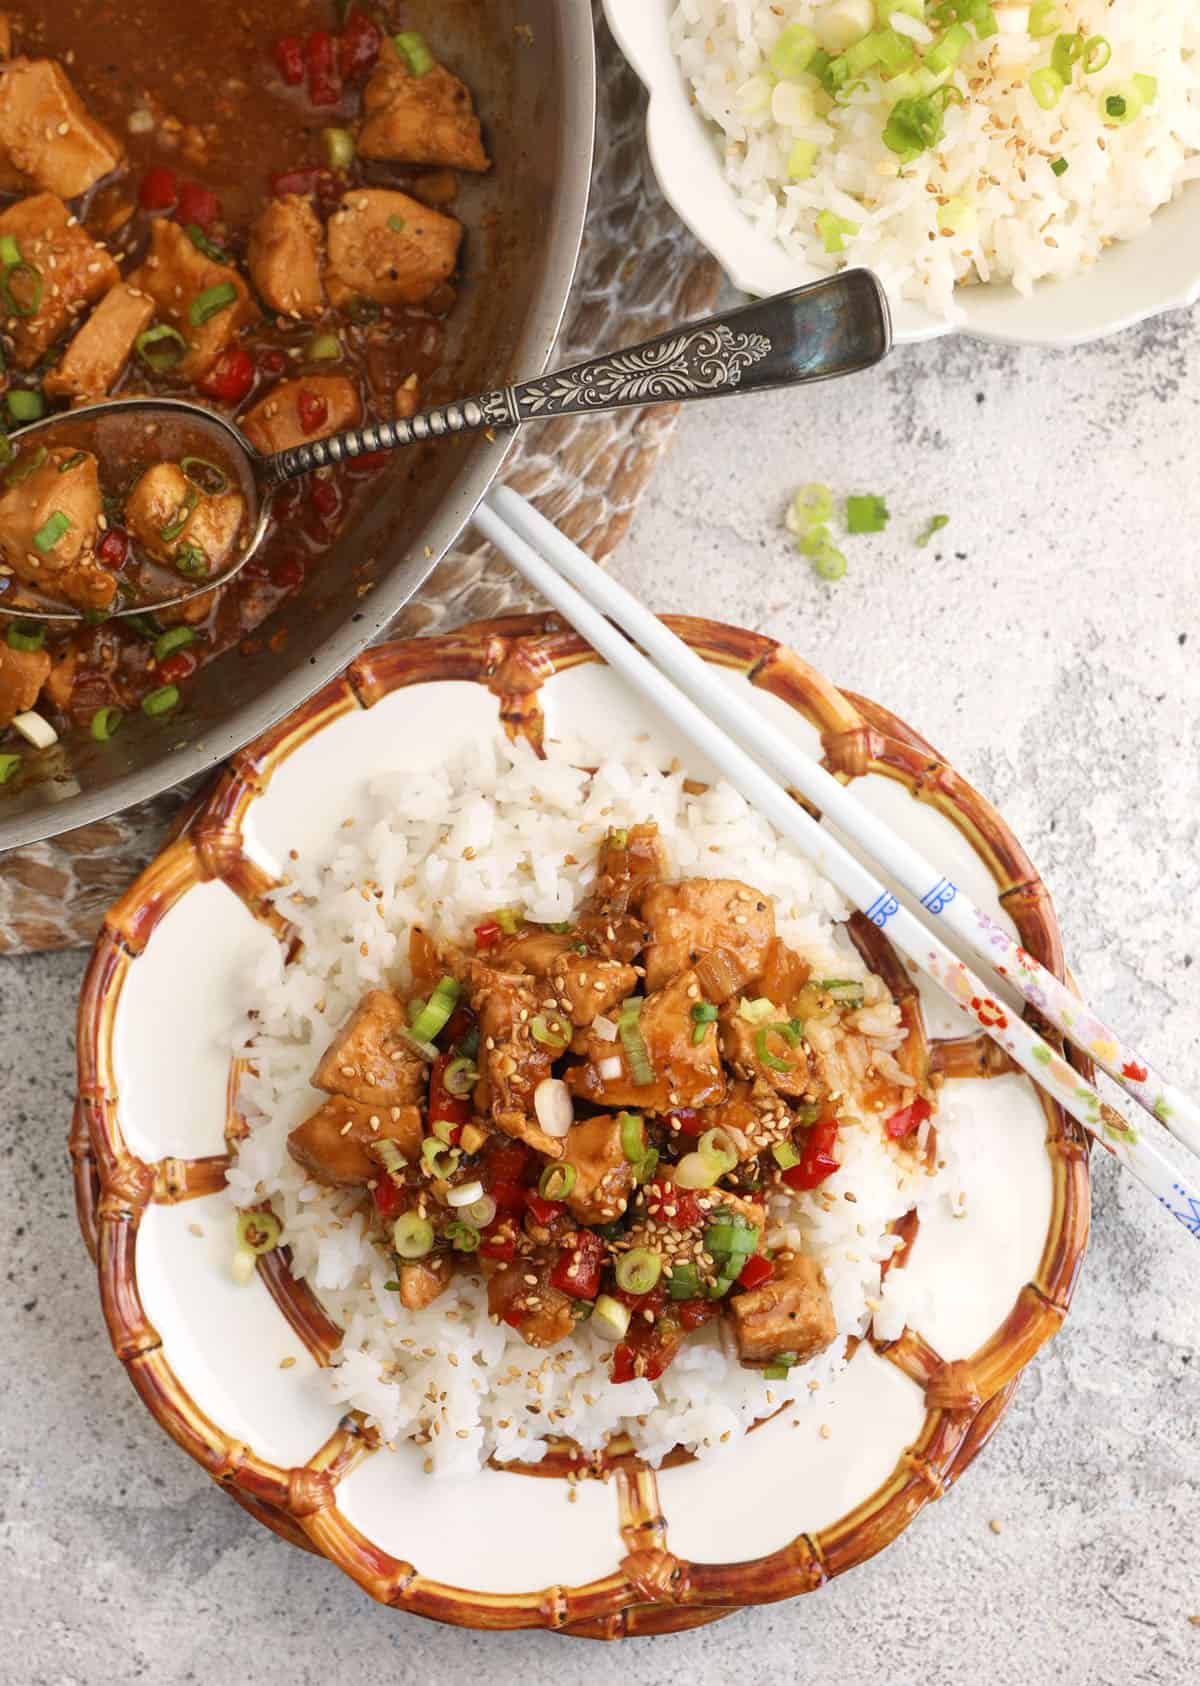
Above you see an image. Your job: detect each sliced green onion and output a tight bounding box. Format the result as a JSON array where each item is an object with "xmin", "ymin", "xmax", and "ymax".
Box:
[
  {"xmin": 704, "ymin": 1216, "xmax": 759, "ymax": 1260},
  {"xmin": 305, "ymin": 332, "xmax": 342, "ymax": 361},
  {"xmin": 1104, "ymin": 92, "xmax": 1126, "ymax": 118},
  {"xmin": 787, "ymin": 138, "xmax": 819, "ymax": 181},
  {"xmin": 123, "ymin": 614, "xmax": 160, "ymax": 640},
  {"xmin": 846, "ymin": 494, "xmax": 890, "ymax": 534},
  {"xmin": 614, "ymin": 1247, "xmax": 662, "ymax": 1296},
  {"xmin": 790, "ymin": 483, "xmax": 834, "ymax": 531},
  {"xmin": 924, "ymin": 22, "xmax": 968, "ymax": 73},
  {"xmin": 320, "ymin": 126, "xmax": 356, "ymax": 169},
  {"xmin": 1027, "ymin": 0, "xmax": 1059, "ymax": 36},
  {"xmin": 769, "ymin": 22, "xmax": 818, "ymax": 77},
  {"xmin": 90, "ymin": 705, "xmax": 122, "ymax": 742},
  {"xmin": 737, "ymin": 996, "xmax": 778, "ymax": 1026},
  {"xmin": 0, "ymin": 234, "xmax": 20, "ymax": 268},
  {"xmin": 673, "ymin": 1150, "xmax": 718, "ymax": 1189},
  {"xmin": 443, "ymin": 1055, "xmax": 478, "ymax": 1097},
  {"xmin": 698, "ymin": 1127, "xmax": 739, "ymax": 1176},
  {"xmin": 6, "ymin": 388, "xmax": 44, "ymax": 422},
  {"xmin": 530, "ymin": 1013, "xmax": 569, "ymax": 1051},
  {"xmin": 1101, "ymin": 78, "xmax": 1154, "ymax": 123},
  {"xmin": 153, "ymin": 625, "xmax": 196, "ymax": 662},
  {"xmin": 1028, "ymin": 65, "xmax": 1064, "ymax": 110},
  {"xmin": 141, "ymin": 684, "xmax": 180, "ymax": 717},
  {"xmin": 431, "ymin": 1117, "xmax": 459, "ymax": 1148},
  {"xmin": 815, "ymin": 209, "xmax": 860, "ymax": 254},
  {"xmin": 237, "ymin": 1209, "xmax": 281, "ymax": 1254},
  {"xmin": 1050, "ymin": 156, "xmax": 1068, "ymax": 176},
  {"xmin": 818, "ymin": 977, "xmax": 867, "ymax": 1006},
  {"xmin": 690, "ymin": 1001, "xmax": 718, "ymax": 1045},
  {"xmin": 539, "ymin": 1163, "xmax": 577, "ymax": 1201},
  {"xmin": 1049, "ymin": 31, "xmax": 1083, "ymax": 83},
  {"xmin": 593, "ymin": 1294, "xmax": 631, "ymax": 1341},
  {"xmin": 174, "ymin": 541, "xmax": 208, "ymax": 577},
  {"xmin": 0, "ymin": 751, "xmax": 21, "ymax": 784},
  {"xmin": 463, "ymin": 1193, "xmax": 497, "ymax": 1229},
  {"xmin": 33, "ymin": 511, "xmax": 71, "ymax": 553},
  {"xmin": 6, "ymin": 444, "xmax": 45, "ymax": 484},
  {"xmin": 618, "ymin": 1110, "xmax": 646, "ymax": 1164},
  {"xmin": 58, "ymin": 451, "xmax": 87, "ymax": 474},
  {"xmin": 188, "ymin": 281, "xmax": 238, "ymax": 327},
  {"xmin": 763, "ymin": 1353, "xmax": 798, "ymax": 1379},
  {"xmin": 756, "ymin": 1022, "xmax": 803, "ymax": 1072},
  {"xmin": 159, "ymin": 490, "xmax": 198, "ymax": 542},
  {"xmin": 1, "ymin": 260, "xmax": 42, "ymax": 318},
  {"xmin": 394, "ymin": 29, "xmax": 434, "ymax": 75},
  {"xmin": 635, "ymin": 1147, "xmax": 659, "ymax": 1186},
  {"xmin": 617, "ymin": 997, "xmax": 654, "ymax": 1087},
  {"xmin": 493, "ymin": 906, "xmax": 522, "ymax": 935},
  {"xmin": 445, "ymin": 1219, "xmax": 480, "ymax": 1252},
  {"xmin": 408, "ymin": 975, "xmax": 460, "ymax": 1043},
  {"xmin": 1133, "ymin": 73, "xmax": 1159, "ymax": 103},
  {"xmin": 0, "ymin": 435, "xmax": 12, "ymax": 467},
  {"xmin": 772, "ymin": 1140, "xmax": 802, "ymax": 1170},
  {"xmin": 180, "ymin": 455, "xmax": 229, "ymax": 496},
  {"xmin": 135, "ymin": 324, "xmax": 188, "ymax": 373},
  {"xmin": 421, "ymin": 1138, "xmax": 460, "ymax": 1179},
  {"xmin": 6, "ymin": 619, "xmax": 44, "ymax": 652},
  {"xmin": 608, "ymin": 826, "xmax": 629, "ymax": 847},
  {"xmin": 185, "ymin": 224, "xmax": 233, "ymax": 265},
  {"xmin": 1081, "ymin": 35, "xmax": 1110, "ymax": 73},
  {"xmin": 392, "ymin": 1213, "xmax": 434, "ymax": 1258},
  {"xmin": 667, "ymin": 1261, "xmax": 700, "ymax": 1300},
  {"xmin": 386, "ymin": 214, "xmax": 407, "ymax": 234},
  {"xmin": 917, "ymin": 512, "xmax": 949, "ymax": 547}
]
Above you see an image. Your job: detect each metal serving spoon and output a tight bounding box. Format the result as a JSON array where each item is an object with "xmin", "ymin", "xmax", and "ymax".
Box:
[{"xmin": 0, "ymin": 270, "xmax": 890, "ymax": 623}]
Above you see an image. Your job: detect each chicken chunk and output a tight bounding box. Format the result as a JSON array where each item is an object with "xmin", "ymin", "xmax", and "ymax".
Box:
[
  {"xmin": 728, "ymin": 1251, "xmax": 837, "ymax": 1367},
  {"xmin": 561, "ymin": 1114, "xmax": 636, "ymax": 1225},
  {"xmin": 0, "ymin": 59, "xmax": 122, "ymax": 197},
  {"xmin": 286, "ymin": 1097, "xmax": 423, "ymax": 1188},
  {"xmin": 248, "ymin": 195, "xmax": 325, "ymax": 320},
  {"xmin": 0, "ymin": 638, "xmax": 48, "ymax": 728},
  {"xmin": 703, "ymin": 1078, "xmax": 800, "ymax": 1161},
  {"xmin": 311, "ymin": 989, "xmax": 427, "ymax": 1106},
  {"xmin": 358, "ymin": 40, "xmax": 490, "ymax": 172},
  {"xmin": 398, "ymin": 1254, "xmax": 454, "ymax": 1311},
  {"xmin": 486, "ymin": 1256, "xmax": 575, "ymax": 1349},
  {"xmin": 239, "ymin": 374, "xmax": 361, "ymax": 455},
  {"xmin": 465, "ymin": 960, "xmax": 562, "ymax": 1157},
  {"xmin": 0, "ymin": 193, "xmax": 118, "ymax": 367},
  {"xmin": 127, "ymin": 219, "xmax": 256, "ymax": 381},
  {"xmin": 43, "ymin": 282, "xmax": 154, "ymax": 401},
  {"xmin": 499, "ymin": 929, "xmax": 638, "ymax": 1030},
  {"xmin": 124, "ymin": 462, "xmax": 246, "ymax": 579},
  {"xmin": 718, "ymin": 1001, "xmax": 813, "ymax": 1098},
  {"xmin": 0, "ymin": 445, "xmax": 114, "ymax": 610},
  {"xmin": 588, "ymin": 822, "xmax": 666, "ymax": 917},
  {"xmin": 640, "ymin": 878, "xmax": 775, "ymax": 994},
  {"xmin": 326, "ymin": 188, "xmax": 461, "ymax": 308},
  {"xmin": 566, "ymin": 969, "xmax": 726, "ymax": 1113},
  {"xmin": 0, "ymin": 17, "xmax": 13, "ymax": 60}
]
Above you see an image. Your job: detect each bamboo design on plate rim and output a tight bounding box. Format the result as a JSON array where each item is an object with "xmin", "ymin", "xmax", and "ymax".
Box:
[{"xmin": 70, "ymin": 614, "xmax": 1091, "ymax": 1639}]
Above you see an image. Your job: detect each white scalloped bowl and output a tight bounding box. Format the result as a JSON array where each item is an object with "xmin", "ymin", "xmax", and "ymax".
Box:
[
  {"xmin": 603, "ymin": 0, "xmax": 1200, "ymax": 346},
  {"xmin": 74, "ymin": 618, "xmax": 1089, "ymax": 1637}
]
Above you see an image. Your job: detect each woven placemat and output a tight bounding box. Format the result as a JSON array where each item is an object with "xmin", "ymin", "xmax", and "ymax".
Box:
[{"xmin": 0, "ymin": 8, "xmax": 720, "ymax": 957}]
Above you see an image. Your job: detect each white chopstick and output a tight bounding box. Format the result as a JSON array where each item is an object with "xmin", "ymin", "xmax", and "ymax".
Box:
[{"xmin": 473, "ymin": 489, "xmax": 1200, "ymax": 1241}]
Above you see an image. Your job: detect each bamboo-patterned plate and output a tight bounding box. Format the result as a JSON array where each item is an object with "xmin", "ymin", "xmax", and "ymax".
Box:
[{"xmin": 71, "ymin": 615, "xmax": 1090, "ymax": 1639}]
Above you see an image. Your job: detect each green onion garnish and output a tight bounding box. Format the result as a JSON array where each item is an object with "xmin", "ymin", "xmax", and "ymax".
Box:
[
  {"xmin": 697, "ymin": 1127, "xmax": 739, "ymax": 1176},
  {"xmin": 236, "ymin": 1209, "xmax": 281, "ymax": 1255},
  {"xmin": 188, "ymin": 281, "xmax": 238, "ymax": 327},
  {"xmin": 153, "ymin": 625, "xmax": 196, "ymax": 662},
  {"xmin": 409, "ymin": 975, "xmax": 460, "ymax": 1043},
  {"xmin": 305, "ymin": 332, "xmax": 342, "ymax": 361},
  {"xmin": 1105, "ymin": 93, "xmax": 1126, "ymax": 118},
  {"xmin": 1082, "ymin": 35, "xmax": 1110, "ymax": 72},
  {"xmin": 690, "ymin": 1001, "xmax": 718, "ymax": 1045},
  {"xmin": 618, "ymin": 1110, "xmax": 645, "ymax": 1164},
  {"xmin": 0, "ymin": 751, "xmax": 21, "ymax": 784},
  {"xmin": 772, "ymin": 1140, "xmax": 802, "ymax": 1170},
  {"xmin": 442, "ymin": 1055, "xmax": 477, "ymax": 1096},
  {"xmin": 916, "ymin": 513, "xmax": 949, "ymax": 547},
  {"xmin": 924, "ymin": 22, "xmax": 969, "ymax": 74},
  {"xmin": 6, "ymin": 388, "xmax": 44, "ymax": 423},
  {"xmin": 180, "ymin": 456, "xmax": 229, "ymax": 496},
  {"xmin": 755, "ymin": 1022, "xmax": 802, "ymax": 1072},
  {"xmin": 763, "ymin": 1354, "xmax": 798, "ymax": 1380},
  {"xmin": 667, "ymin": 1261, "xmax": 700, "ymax": 1300},
  {"xmin": 90, "ymin": 705, "xmax": 122, "ymax": 741},
  {"xmin": 185, "ymin": 224, "xmax": 232, "ymax": 265},
  {"xmin": 321, "ymin": 126, "xmax": 356, "ymax": 170},
  {"xmin": 6, "ymin": 619, "xmax": 44, "ymax": 652},
  {"xmin": 159, "ymin": 490, "xmax": 198, "ymax": 542},
  {"xmin": 530, "ymin": 1013, "xmax": 569, "ymax": 1050},
  {"xmin": 135, "ymin": 324, "xmax": 188, "ymax": 373},
  {"xmin": 394, "ymin": 30, "xmax": 434, "ymax": 75},
  {"xmin": 5, "ymin": 443, "xmax": 45, "ymax": 482},
  {"xmin": 386, "ymin": 214, "xmax": 407, "ymax": 234},
  {"xmin": 141, "ymin": 684, "xmax": 180, "ymax": 717},
  {"xmin": 538, "ymin": 1163, "xmax": 577, "ymax": 1201},
  {"xmin": 173, "ymin": 541, "xmax": 208, "ymax": 577},
  {"xmin": 392, "ymin": 1213, "xmax": 434, "ymax": 1259},
  {"xmin": 1050, "ymin": 156, "xmax": 1068, "ymax": 176},
  {"xmin": 420, "ymin": 1137, "xmax": 460, "ymax": 1178},
  {"xmin": 617, "ymin": 997, "xmax": 654, "ymax": 1087},
  {"xmin": 445, "ymin": 1219, "xmax": 480, "ymax": 1253},
  {"xmin": 493, "ymin": 906, "xmax": 522, "ymax": 935},
  {"xmin": 0, "ymin": 235, "xmax": 20, "ymax": 268},
  {"xmin": 846, "ymin": 494, "xmax": 890, "ymax": 534},
  {"xmin": 57, "ymin": 452, "xmax": 87, "ymax": 474},
  {"xmin": 1029, "ymin": 66, "xmax": 1065, "ymax": 110},
  {"xmin": 815, "ymin": 209, "xmax": 860, "ymax": 254},
  {"xmin": 1, "ymin": 260, "xmax": 42, "ymax": 319},
  {"xmin": 614, "ymin": 1247, "xmax": 662, "ymax": 1296},
  {"xmin": 1027, "ymin": 0, "xmax": 1059, "ymax": 36},
  {"xmin": 768, "ymin": 22, "xmax": 817, "ymax": 78},
  {"xmin": 33, "ymin": 511, "xmax": 71, "ymax": 553},
  {"xmin": 1049, "ymin": 30, "xmax": 1083, "ymax": 84}
]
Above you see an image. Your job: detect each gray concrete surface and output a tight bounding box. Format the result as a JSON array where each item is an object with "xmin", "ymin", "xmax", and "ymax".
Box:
[{"xmin": 2, "ymin": 306, "xmax": 1199, "ymax": 1684}]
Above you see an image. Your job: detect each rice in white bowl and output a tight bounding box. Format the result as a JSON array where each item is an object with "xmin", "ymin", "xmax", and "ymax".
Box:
[
  {"xmin": 225, "ymin": 728, "xmax": 962, "ymax": 1475},
  {"xmin": 671, "ymin": 0, "xmax": 1200, "ymax": 319}
]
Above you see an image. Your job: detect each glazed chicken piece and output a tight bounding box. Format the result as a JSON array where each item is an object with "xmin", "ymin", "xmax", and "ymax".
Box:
[
  {"xmin": 561, "ymin": 1114, "xmax": 636, "ymax": 1225},
  {"xmin": 640, "ymin": 878, "xmax": 775, "ymax": 995},
  {"xmin": 486, "ymin": 1255, "xmax": 576, "ymax": 1348},
  {"xmin": 727, "ymin": 1251, "xmax": 837, "ymax": 1367},
  {"xmin": 124, "ymin": 462, "xmax": 246, "ymax": 579},
  {"xmin": 239, "ymin": 374, "xmax": 361, "ymax": 455},
  {"xmin": 357, "ymin": 39, "xmax": 490, "ymax": 172},
  {"xmin": 718, "ymin": 1000, "xmax": 813, "ymax": 1099},
  {"xmin": 0, "ymin": 446, "xmax": 113, "ymax": 611},
  {"xmin": 127, "ymin": 219, "xmax": 256, "ymax": 381},
  {"xmin": 0, "ymin": 193, "xmax": 118, "ymax": 367},
  {"xmin": 397, "ymin": 1253, "xmax": 454, "ymax": 1311},
  {"xmin": 589, "ymin": 822, "xmax": 665, "ymax": 917},
  {"xmin": 566, "ymin": 968, "xmax": 726, "ymax": 1113},
  {"xmin": 0, "ymin": 638, "xmax": 48, "ymax": 729},
  {"xmin": 465, "ymin": 959, "xmax": 562, "ymax": 1157},
  {"xmin": 702, "ymin": 1078, "xmax": 804, "ymax": 1160},
  {"xmin": 311, "ymin": 989, "xmax": 427, "ymax": 1107},
  {"xmin": 0, "ymin": 16, "xmax": 13, "ymax": 60},
  {"xmin": 247, "ymin": 195, "xmax": 326, "ymax": 320},
  {"xmin": 43, "ymin": 282, "xmax": 155, "ymax": 402},
  {"xmin": 326, "ymin": 188, "xmax": 461, "ymax": 308},
  {"xmin": 0, "ymin": 58, "xmax": 122, "ymax": 197},
  {"xmin": 287, "ymin": 1097, "xmax": 423, "ymax": 1188},
  {"xmin": 498, "ymin": 929, "xmax": 637, "ymax": 1030}
]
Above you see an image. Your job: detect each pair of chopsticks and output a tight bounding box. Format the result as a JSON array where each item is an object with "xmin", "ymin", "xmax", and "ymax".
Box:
[{"xmin": 474, "ymin": 487, "xmax": 1200, "ymax": 1241}]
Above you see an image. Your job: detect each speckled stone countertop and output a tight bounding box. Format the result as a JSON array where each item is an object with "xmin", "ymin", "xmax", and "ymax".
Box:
[{"xmin": 2, "ymin": 308, "xmax": 1198, "ymax": 1685}]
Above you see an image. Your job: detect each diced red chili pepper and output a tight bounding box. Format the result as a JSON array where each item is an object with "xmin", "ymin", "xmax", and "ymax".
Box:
[
  {"xmin": 268, "ymin": 166, "xmax": 325, "ymax": 198},
  {"xmin": 241, "ymin": 556, "xmax": 273, "ymax": 581},
  {"xmin": 259, "ymin": 348, "xmax": 287, "ymax": 377},
  {"xmin": 157, "ymin": 647, "xmax": 198, "ymax": 686},
  {"xmin": 97, "ymin": 527, "xmax": 129, "ymax": 569},
  {"xmin": 524, "ymin": 1189, "xmax": 563, "ymax": 1229},
  {"xmin": 663, "ymin": 1107, "xmax": 701, "ymax": 1139},
  {"xmin": 428, "ymin": 1053, "xmax": 471, "ymax": 1131},
  {"xmin": 304, "ymin": 30, "xmax": 342, "ymax": 105},
  {"xmin": 677, "ymin": 1297, "xmax": 719, "ymax": 1332},
  {"xmin": 613, "ymin": 1282, "xmax": 667, "ymax": 1317},
  {"xmin": 441, "ymin": 1004, "xmax": 475, "ymax": 1050},
  {"xmin": 310, "ymin": 478, "xmax": 340, "ymax": 518},
  {"xmin": 270, "ymin": 554, "xmax": 306, "ymax": 591},
  {"xmin": 501, "ymin": 1305, "xmax": 525, "ymax": 1330},
  {"xmin": 199, "ymin": 346, "xmax": 255, "ymax": 405},
  {"xmin": 737, "ymin": 1253, "xmax": 775, "ymax": 1291},
  {"xmin": 474, "ymin": 919, "xmax": 502, "ymax": 952},
  {"xmin": 138, "ymin": 166, "xmax": 178, "ymax": 211},
  {"xmin": 612, "ymin": 1322, "xmax": 678, "ymax": 1382},
  {"xmin": 297, "ymin": 387, "xmax": 329, "ymax": 434},
  {"xmin": 484, "ymin": 1139, "xmax": 536, "ymax": 1188},
  {"xmin": 273, "ymin": 35, "xmax": 306, "ymax": 85},
  {"xmin": 479, "ymin": 1232, "xmax": 516, "ymax": 1263},
  {"xmin": 548, "ymin": 1228, "xmax": 605, "ymax": 1300},
  {"xmin": 489, "ymin": 1180, "xmax": 526, "ymax": 1218},
  {"xmin": 338, "ymin": 9, "xmax": 382, "ymax": 78},
  {"xmin": 175, "ymin": 181, "xmax": 221, "ymax": 230},
  {"xmin": 782, "ymin": 1118, "xmax": 840, "ymax": 1190},
  {"xmin": 611, "ymin": 1344, "xmax": 637, "ymax": 1384},
  {"xmin": 372, "ymin": 1178, "xmax": 406, "ymax": 1220},
  {"xmin": 645, "ymin": 1176, "xmax": 703, "ymax": 1229},
  {"xmin": 345, "ymin": 449, "xmax": 390, "ymax": 475},
  {"xmin": 885, "ymin": 1095, "xmax": 933, "ymax": 1141}
]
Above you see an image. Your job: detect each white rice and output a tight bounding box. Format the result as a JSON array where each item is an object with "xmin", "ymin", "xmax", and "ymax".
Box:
[
  {"xmin": 671, "ymin": 0, "xmax": 1200, "ymax": 319},
  {"xmin": 225, "ymin": 728, "xmax": 962, "ymax": 1475}
]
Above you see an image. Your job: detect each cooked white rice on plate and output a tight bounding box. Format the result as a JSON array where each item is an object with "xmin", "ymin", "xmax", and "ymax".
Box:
[
  {"xmin": 671, "ymin": 0, "xmax": 1200, "ymax": 320},
  {"xmin": 225, "ymin": 727, "xmax": 968, "ymax": 1475}
]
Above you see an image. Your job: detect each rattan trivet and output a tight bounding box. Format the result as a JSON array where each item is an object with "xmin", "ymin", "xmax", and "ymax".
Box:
[{"xmin": 0, "ymin": 8, "xmax": 720, "ymax": 956}]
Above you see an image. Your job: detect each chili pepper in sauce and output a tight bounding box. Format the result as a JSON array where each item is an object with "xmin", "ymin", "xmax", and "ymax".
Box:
[
  {"xmin": 372, "ymin": 1178, "xmax": 406, "ymax": 1220},
  {"xmin": 676, "ymin": 1297, "xmax": 719, "ymax": 1332},
  {"xmin": 479, "ymin": 1231, "xmax": 516, "ymax": 1264},
  {"xmin": 175, "ymin": 181, "xmax": 221, "ymax": 230},
  {"xmin": 97, "ymin": 528, "xmax": 129, "ymax": 569},
  {"xmin": 304, "ymin": 31, "xmax": 342, "ymax": 106},
  {"xmin": 199, "ymin": 347, "xmax": 255, "ymax": 405},
  {"xmin": 524, "ymin": 1189, "xmax": 563, "ymax": 1228},
  {"xmin": 157, "ymin": 647, "xmax": 199, "ymax": 686},
  {"xmin": 737, "ymin": 1253, "xmax": 775, "ymax": 1291},
  {"xmin": 298, "ymin": 387, "xmax": 329, "ymax": 434},
  {"xmin": 339, "ymin": 11, "xmax": 382, "ymax": 79},
  {"xmin": 428, "ymin": 1053, "xmax": 470, "ymax": 1137},
  {"xmin": 273, "ymin": 36, "xmax": 305, "ymax": 86},
  {"xmin": 781, "ymin": 1118, "xmax": 840, "ymax": 1190},
  {"xmin": 548, "ymin": 1229, "xmax": 604, "ymax": 1299},
  {"xmin": 138, "ymin": 166, "xmax": 178, "ymax": 211},
  {"xmin": 885, "ymin": 1096, "xmax": 933, "ymax": 1141},
  {"xmin": 474, "ymin": 919, "xmax": 502, "ymax": 952},
  {"xmin": 643, "ymin": 1176, "xmax": 703, "ymax": 1229}
]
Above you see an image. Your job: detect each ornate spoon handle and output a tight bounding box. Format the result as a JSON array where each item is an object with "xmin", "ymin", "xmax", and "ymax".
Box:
[{"xmin": 263, "ymin": 270, "xmax": 890, "ymax": 487}]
